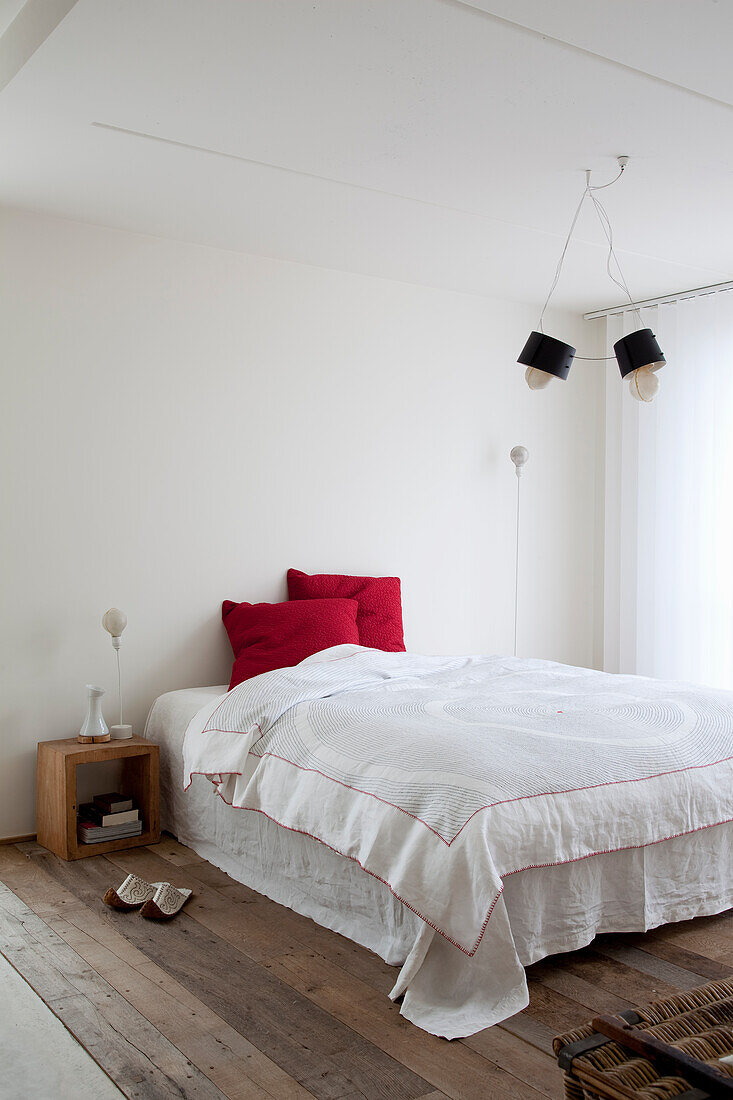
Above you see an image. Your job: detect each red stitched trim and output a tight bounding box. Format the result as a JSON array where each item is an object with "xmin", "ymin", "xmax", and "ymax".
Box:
[
  {"xmin": 200, "ymin": 655, "xmax": 733, "ymax": 844},
  {"xmin": 204, "ymin": 649, "xmax": 373, "ymax": 733},
  {"xmin": 184, "ymin": 768, "xmax": 733, "ymax": 956},
  {"xmin": 240, "ymin": 748, "xmax": 733, "ymax": 846},
  {"xmin": 185, "ymin": 669, "xmax": 733, "ymax": 947},
  {"xmin": 448, "ymin": 756, "xmax": 733, "ymax": 843},
  {"xmin": 185, "ymin": 770, "xmax": 496, "ymax": 956},
  {"xmin": 502, "ymin": 815, "xmax": 733, "ymax": 877},
  {"xmin": 200, "ymin": 691, "xmax": 235, "ymax": 730},
  {"xmin": 256, "ymin": 751, "xmax": 448, "ymax": 843}
]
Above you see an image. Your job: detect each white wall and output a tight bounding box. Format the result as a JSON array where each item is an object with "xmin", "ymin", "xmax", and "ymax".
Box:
[{"xmin": 0, "ymin": 207, "xmax": 604, "ymax": 837}]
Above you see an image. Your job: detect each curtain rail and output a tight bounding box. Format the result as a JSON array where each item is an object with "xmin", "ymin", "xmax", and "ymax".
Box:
[{"xmin": 584, "ymin": 279, "xmax": 733, "ymax": 320}]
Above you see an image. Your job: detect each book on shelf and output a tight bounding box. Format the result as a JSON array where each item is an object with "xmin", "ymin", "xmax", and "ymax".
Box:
[
  {"xmin": 79, "ymin": 802, "xmax": 139, "ymax": 827},
  {"xmin": 94, "ymin": 791, "xmax": 134, "ymax": 814},
  {"xmin": 77, "ymin": 792, "xmax": 142, "ymax": 843},
  {"xmin": 77, "ymin": 819, "xmax": 143, "ymax": 843}
]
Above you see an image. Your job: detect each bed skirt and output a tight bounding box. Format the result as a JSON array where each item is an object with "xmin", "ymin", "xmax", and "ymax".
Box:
[{"xmin": 147, "ymin": 686, "xmax": 733, "ymax": 1038}]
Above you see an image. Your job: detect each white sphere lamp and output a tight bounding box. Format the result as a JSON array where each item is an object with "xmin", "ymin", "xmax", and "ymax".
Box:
[
  {"xmin": 510, "ymin": 445, "xmax": 529, "ymax": 477},
  {"xmin": 102, "ymin": 608, "xmax": 133, "ymax": 739}
]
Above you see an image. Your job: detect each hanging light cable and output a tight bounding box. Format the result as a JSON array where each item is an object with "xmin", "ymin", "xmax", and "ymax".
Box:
[{"xmin": 517, "ymin": 157, "xmax": 666, "ymax": 401}]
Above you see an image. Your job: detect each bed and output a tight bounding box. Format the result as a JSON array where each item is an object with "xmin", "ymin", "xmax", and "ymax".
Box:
[{"xmin": 145, "ymin": 644, "xmax": 733, "ymax": 1038}]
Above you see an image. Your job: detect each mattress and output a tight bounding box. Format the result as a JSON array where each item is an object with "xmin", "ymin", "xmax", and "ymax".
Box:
[{"xmin": 147, "ymin": 680, "xmax": 733, "ymax": 1038}]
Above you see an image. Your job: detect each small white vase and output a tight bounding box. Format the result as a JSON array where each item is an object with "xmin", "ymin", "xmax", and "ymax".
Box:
[{"xmin": 78, "ymin": 684, "xmax": 110, "ymax": 743}]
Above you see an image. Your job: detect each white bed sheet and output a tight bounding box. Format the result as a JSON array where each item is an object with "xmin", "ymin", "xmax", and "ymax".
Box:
[{"xmin": 147, "ymin": 685, "xmax": 733, "ymax": 1038}]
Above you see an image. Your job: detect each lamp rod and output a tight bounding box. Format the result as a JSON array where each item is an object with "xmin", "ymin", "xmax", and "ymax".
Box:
[
  {"xmin": 584, "ymin": 279, "xmax": 733, "ymax": 320},
  {"xmin": 513, "ymin": 473, "xmax": 521, "ymax": 658},
  {"xmin": 116, "ymin": 646, "xmax": 122, "ymax": 726}
]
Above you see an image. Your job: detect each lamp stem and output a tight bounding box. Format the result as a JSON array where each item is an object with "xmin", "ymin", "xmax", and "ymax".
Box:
[
  {"xmin": 115, "ymin": 645, "xmax": 122, "ymax": 726},
  {"xmin": 514, "ymin": 472, "xmax": 521, "ymax": 658}
]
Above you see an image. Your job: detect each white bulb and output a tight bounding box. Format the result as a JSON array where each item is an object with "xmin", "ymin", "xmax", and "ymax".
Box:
[
  {"xmin": 510, "ymin": 445, "xmax": 529, "ymax": 468},
  {"xmin": 525, "ymin": 366, "xmax": 552, "ymax": 390},
  {"xmin": 102, "ymin": 608, "xmax": 127, "ymax": 637},
  {"xmin": 628, "ymin": 366, "xmax": 660, "ymax": 403}
]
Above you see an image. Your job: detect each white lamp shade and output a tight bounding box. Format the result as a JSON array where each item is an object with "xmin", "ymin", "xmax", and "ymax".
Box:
[{"xmin": 102, "ymin": 608, "xmax": 127, "ymax": 637}]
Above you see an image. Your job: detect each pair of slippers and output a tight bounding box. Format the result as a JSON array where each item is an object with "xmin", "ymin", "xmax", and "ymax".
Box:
[{"xmin": 103, "ymin": 873, "xmax": 192, "ymax": 920}]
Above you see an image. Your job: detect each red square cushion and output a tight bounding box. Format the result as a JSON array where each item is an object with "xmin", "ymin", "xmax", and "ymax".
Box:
[
  {"xmin": 222, "ymin": 598, "xmax": 359, "ymax": 689},
  {"xmin": 287, "ymin": 569, "xmax": 405, "ymax": 652}
]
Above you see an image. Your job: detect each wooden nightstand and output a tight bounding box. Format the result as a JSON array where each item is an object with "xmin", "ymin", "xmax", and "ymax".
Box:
[{"xmin": 36, "ymin": 736, "xmax": 160, "ymax": 860}]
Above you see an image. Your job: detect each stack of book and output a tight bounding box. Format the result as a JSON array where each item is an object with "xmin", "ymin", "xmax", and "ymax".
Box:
[{"xmin": 77, "ymin": 792, "xmax": 142, "ymax": 844}]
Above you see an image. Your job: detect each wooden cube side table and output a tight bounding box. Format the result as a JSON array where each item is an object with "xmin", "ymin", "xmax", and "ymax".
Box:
[{"xmin": 37, "ymin": 736, "xmax": 160, "ymax": 860}]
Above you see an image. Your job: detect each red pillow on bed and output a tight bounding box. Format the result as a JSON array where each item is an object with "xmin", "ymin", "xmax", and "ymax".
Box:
[
  {"xmin": 287, "ymin": 569, "xmax": 405, "ymax": 652},
  {"xmin": 222, "ymin": 598, "xmax": 360, "ymax": 689}
]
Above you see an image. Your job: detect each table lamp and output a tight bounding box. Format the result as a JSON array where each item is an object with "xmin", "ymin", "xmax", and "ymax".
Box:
[{"xmin": 102, "ymin": 608, "xmax": 133, "ymax": 739}]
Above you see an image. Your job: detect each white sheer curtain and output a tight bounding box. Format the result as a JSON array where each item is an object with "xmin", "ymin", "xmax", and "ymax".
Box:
[{"xmin": 604, "ymin": 291, "xmax": 733, "ymax": 689}]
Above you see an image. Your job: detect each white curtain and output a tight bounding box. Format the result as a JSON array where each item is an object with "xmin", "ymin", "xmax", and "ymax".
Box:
[{"xmin": 604, "ymin": 291, "xmax": 733, "ymax": 689}]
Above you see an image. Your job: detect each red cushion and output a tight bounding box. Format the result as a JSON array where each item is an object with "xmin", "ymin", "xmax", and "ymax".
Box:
[
  {"xmin": 287, "ymin": 569, "xmax": 405, "ymax": 652},
  {"xmin": 222, "ymin": 598, "xmax": 359, "ymax": 689}
]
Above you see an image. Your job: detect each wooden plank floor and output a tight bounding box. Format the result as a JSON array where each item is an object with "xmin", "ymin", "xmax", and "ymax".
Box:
[{"xmin": 0, "ymin": 839, "xmax": 731, "ymax": 1100}]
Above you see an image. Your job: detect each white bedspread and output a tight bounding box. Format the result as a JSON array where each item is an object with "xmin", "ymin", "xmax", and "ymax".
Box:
[{"xmin": 182, "ymin": 645, "xmax": 733, "ymax": 1034}]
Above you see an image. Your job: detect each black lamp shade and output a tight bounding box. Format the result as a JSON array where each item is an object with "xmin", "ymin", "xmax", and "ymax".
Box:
[
  {"xmin": 517, "ymin": 331, "xmax": 576, "ymax": 381},
  {"xmin": 613, "ymin": 328, "xmax": 665, "ymax": 379}
]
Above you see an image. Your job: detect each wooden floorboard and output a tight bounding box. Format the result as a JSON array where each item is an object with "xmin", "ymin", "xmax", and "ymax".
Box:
[
  {"xmin": 0, "ymin": 879, "xmax": 225, "ymax": 1100},
  {"xmin": 627, "ymin": 934, "xmax": 733, "ymax": 982},
  {"xmin": 0, "ymin": 838, "xmax": 731, "ymax": 1100}
]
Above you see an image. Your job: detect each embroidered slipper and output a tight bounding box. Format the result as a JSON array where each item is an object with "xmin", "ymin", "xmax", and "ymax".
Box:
[
  {"xmin": 139, "ymin": 882, "xmax": 193, "ymax": 920},
  {"xmin": 103, "ymin": 874, "xmax": 166, "ymax": 911}
]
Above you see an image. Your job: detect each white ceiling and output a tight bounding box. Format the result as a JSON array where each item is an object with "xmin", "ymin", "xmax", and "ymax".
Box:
[
  {"xmin": 0, "ymin": 0, "xmax": 25, "ymax": 37},
  {"xmin": 1, "ymin": 0, "xmax": 732, "ymax": 312}
]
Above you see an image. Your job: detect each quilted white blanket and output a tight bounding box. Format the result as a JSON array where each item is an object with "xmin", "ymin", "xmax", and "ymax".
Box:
[{"xmin": 183, "ymin": 645, "xmax": 733, "ymax": 1032}]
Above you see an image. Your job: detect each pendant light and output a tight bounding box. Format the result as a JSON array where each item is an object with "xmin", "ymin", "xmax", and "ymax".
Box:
[
  {"xmin": 517, "ymin": 158, "xmax": 665, "ymax": 401},
  {"xmin": 614, "ymin": 327, "xmax": 666, "ymax": 402},
  {"xmin": 518, "ymin": 331, "xmax": 576, "ymax": 388}
]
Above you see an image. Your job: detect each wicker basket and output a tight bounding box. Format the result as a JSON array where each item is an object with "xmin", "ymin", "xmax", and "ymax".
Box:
[{"xmin": 554, "ymin": 979, "xmax": 733, "ymax": 1099}]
